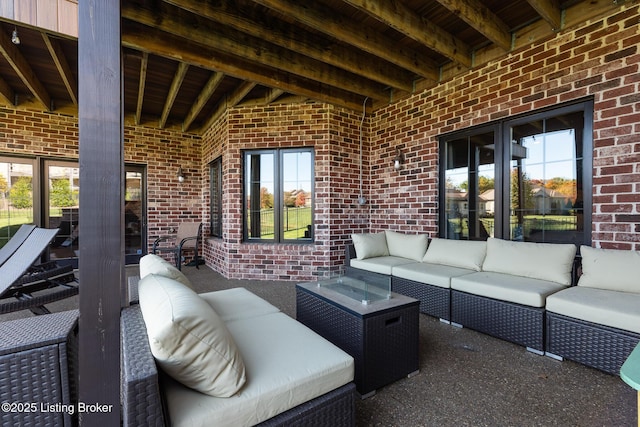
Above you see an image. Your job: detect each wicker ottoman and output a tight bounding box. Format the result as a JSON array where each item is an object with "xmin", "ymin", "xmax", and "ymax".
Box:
[{"xmin": 296, "ymin": 282, "xmax": 419, "ymax": 398}]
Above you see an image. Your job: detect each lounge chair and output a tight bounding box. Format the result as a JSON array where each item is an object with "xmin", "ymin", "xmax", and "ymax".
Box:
[
  {"xmin": 152, "ymin": 222, "xmax": 202, "ymax": 271},
  {"xmin": 0, "ymin": 227, "xmax": 78, "ymax": 315},
  {"xmin": 0, "ymin": 224, "xmax": 36, "ymax": 266}
]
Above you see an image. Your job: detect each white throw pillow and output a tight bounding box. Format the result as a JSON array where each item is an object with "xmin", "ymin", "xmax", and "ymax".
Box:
[
  {"xmin": 423, "ymin": 238, "xmax": 486, "ymax": 271},
  {"xmin": 385, "ymin": 230, "xmax": 429, "ymax": 261},
  {"xmin": 578, "ymin": 245, "xmax": 640, "ymax": 293},
  {"xmin": 138, "ymin": 274, "xmax": 246, "ymax": 397},
  {"xmin": 139, "ymin": 253, "xmax": 194, "ymax": 289},
  {"xmin": 351, "ymin": 232, "xmax": 389, "ymax": 260},
  {"xmin": 482, "ymin": 237, "xmax": 576, "ymax": 285}
]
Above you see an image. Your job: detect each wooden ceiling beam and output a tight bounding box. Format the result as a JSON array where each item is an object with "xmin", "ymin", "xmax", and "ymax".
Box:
[
  {"xmin": 0, "ymin": 75, "xmax": 15, "ymax": 105},
  {"xmin": 122, "ymin": 3, "xmax": 389, "ymax": 101},
  {"xmin": 343, "ymin": 0, "xmax": 472, "ymax": 68},
  {"xmin": 199, "ymin": 81, "xmax": 256, "ymax": 134},
  {"xmin": 42, "ymin": 32, "xmax": 78, "ymax": 105},
  {"xmin": 239, "ymin": 88, "xmax": 285, "ymax": 107},
  {"xmin": 159, "ymin": 61, "xmax": 189, "ymax": 128},
  {"xmin": 526, "ymin": 0, "xmax": 562, "ymax": 31},
  {"xmin": 0, "ymin": 27, "xmax": 51, "ymax": 110},
  {"xmin": 253, "ymin": 0, "xmax": 439, "ymax": 81},
  {"xmin": 121, "ymin": 23, "xmax": 366, "ymax": 113},
  {"xmin": 165, "ymin": 0, "xmax": 415, "ymax": 92},
  {"xmin": 183, "ymin": 71, "xmax": 224, "ymax": 132},
  {"xmin": 434, "ymin": 0, "xmax": 512, "ymax": 51},
  {"xmin": 135, "ymin": 52, "xmax": 148, "ymax": 126}
]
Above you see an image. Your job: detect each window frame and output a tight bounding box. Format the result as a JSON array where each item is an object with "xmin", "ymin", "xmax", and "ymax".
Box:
[
  {"xmin": 438, "ymin": 98, "xmax": 593, "ymax": 246},
  {"xmin": 242, "ymin": 147, "xmax": 315, "ymax": 244}
]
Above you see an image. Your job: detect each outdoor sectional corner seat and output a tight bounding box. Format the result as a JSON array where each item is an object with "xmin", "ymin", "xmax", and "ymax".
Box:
[
  {"xmin": 121, "ymin": 254, "xmax": 355, "ymax": 427},
  {"xmin": 346, "ymin": 232, "xmax": 577, "ymax": 354},
  {"xmin": 546, "ymin": 245, "xmax": 640, "ymax": 374}
]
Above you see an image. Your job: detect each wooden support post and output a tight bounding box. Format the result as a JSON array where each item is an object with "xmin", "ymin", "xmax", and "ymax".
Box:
[{"xmin": 78, "ymin": 0, "xmax": 123, "ymax": 425}]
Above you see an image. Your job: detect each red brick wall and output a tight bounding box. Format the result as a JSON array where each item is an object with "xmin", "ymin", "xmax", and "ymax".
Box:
[
  {"xmin": 1, "ymin": 3, "xmax": 638, "ymax": 282},
  {"xmin": 370, "ymin": 3, "xmax": 640, "ymax": 250},
  {"xmin": 0, "ymin": 108, "xmax": 201, "ymax": 254},
  {"xmin": 201, "ymin": 103, "xmax": 371, "ymax": 280}
]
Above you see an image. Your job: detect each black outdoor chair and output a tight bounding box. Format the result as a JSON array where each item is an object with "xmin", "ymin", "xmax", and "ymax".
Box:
[{"xmin": 152, "ymin": 222, "xmax": 203, "ymax": 270}]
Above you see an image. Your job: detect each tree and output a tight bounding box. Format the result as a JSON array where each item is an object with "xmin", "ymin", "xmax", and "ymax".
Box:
[
  {"xmin": 510, "ymin": 170, "xmax": 534, "ymax": 211},
  {"xmin": 9, "ymin": 177, "xmax": 33, "ymax": 209},
  {"xmin": 295, "ymin": 191, "xmax": 306, "ymax": 207},
  {"xmin": 0, "ymin": 175, "xmax": 8, "ymax": 197},
  {"xmin": 50, "ymin": 178, "xmax": 76, "ymax": 207},
  {"xmin": 260, "ymin": 187, "xmax": 273, "ymax": 209}
]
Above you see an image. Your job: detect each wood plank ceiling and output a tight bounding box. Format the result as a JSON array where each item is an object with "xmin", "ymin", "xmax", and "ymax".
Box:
[{"xmin": 0, "ymin": 0, "xmax": 615, "ymax": 135}]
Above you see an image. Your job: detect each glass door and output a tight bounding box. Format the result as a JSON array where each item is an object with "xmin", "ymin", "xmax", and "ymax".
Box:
[
  {"xmin": 0, "ymin": 157, "xmax": 37, "ymax": 248},
  {"xmin": 441, "ymin": 128, "xmax": 497, "ymax": 240},
  {"xmin": 125, "ymin": 165, "xmax": 146, "ymax": 264},
  {"xmin": 45, "ymin": 160, "xmax": 79, "ymax": 265}
]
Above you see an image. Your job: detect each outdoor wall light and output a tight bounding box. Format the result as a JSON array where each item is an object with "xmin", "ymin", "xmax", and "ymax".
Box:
[
  {"xmin": 177, "ymin": 167, "xmax": 185, "ymax": 183},
  {"xmin": 11, "ymin": 27, "xmax": 20, "ymax": 45},
  {"xmin": 393, "ymin": 148, "xmax": 404, "ymax": 171}
]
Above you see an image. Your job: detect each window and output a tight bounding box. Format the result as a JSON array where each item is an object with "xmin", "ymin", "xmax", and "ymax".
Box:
[
  {"xmin": 210, "ymin": 157, "xmax": 222, "ymax": 237},
  {"xmin": 244, "ymin": 148, "xmax": 314, "ymax": 243},
  {"xmin": 0, "ymin": 157, "xmax": 37, "ymax": 248},
  {"xmin": 440, "ymin": 99, "xmax": 592, "ymax": 245}
]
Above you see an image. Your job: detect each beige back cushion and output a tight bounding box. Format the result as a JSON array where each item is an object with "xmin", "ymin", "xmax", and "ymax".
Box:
[
  {"xmin": 351, "ymin": 232, "xmax": 389, "ymax": 260},
  {"xmin": 138, "ymin": 274, "xmax": 246, "ymax": 397},
  {"xmin": 578, "ymin": 245, "xmax": 640, "ymax": 293},
  {"xmin": 423, "ymin": 238, "xmax": 486, "ymax": 271},
  {"xmin": 139, "ymin": 253, "xmax": 194, "ymax": 289},
  {"xmin": 482, "ymin": 237, "xmax": 576, "ymax": 285},
  {"xmin": 384, "ymin": 230, "xmax": 429, "ymax": 262}
]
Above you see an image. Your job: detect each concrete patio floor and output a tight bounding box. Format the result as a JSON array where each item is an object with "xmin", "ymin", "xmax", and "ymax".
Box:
[{"xmin": 3, "ymin": 264, "xmax": 636, "ymax": 426}]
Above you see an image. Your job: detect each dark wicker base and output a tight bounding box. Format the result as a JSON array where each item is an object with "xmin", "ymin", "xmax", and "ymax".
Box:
[
  {"xmin": 121, "ymin": 305, "xmax": 356, "ymax": 427},
  {"xmin": 451, "ymin": 290, "xmax": 545, "ymax": 352},
  {"xmin": 392, "ymin": 276, "xmax": 450, "ymax": 321},
  {"xmin": 546, "ymin": 312, "xmax": 640, "ymax": 375},
  {"xmin": 297, "ymin": 286, "xmax": 419, "ymax": 396}
]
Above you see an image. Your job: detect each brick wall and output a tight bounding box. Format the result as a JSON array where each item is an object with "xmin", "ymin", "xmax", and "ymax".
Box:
[
  {"xmin": 1, "ymin": 3, "xmax": 638, "ymax": 281},
  {"xmin": 0, "ymin": 108, "xmax": 201, "ymax": 254},
  {"xmin": 201, "ymin": 103, "xmax": 370, "ymax": 280},
  {"xmin": 370, "ymin": 3, "xmax": 640, "ymax": 250}
]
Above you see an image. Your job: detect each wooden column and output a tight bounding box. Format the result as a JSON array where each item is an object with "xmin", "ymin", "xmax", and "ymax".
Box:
[{"xmin": 78, "ymin": 0, "xmax": 123, "ymax": 425}]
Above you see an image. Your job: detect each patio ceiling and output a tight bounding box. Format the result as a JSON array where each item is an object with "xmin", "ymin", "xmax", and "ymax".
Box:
[{"xmin": 0, "ymin": 0, "xmax": 606, "ymax": 135}]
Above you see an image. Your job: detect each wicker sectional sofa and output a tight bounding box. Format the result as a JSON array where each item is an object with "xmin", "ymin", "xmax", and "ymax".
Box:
[
  {"xmin": 346, "ymin": 232, "xmax": 578, "ymax": 354},
  {"xmin": 545, "ymin": 245, "xmax": 640, "ymax": 374},
  {"xmin": 121, "ymin": 255, "xmax": 356, "ymax": 427}
]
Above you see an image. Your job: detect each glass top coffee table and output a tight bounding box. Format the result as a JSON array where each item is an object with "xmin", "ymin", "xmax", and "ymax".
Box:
[{"xmin": 296, "ymin": 275, "xmax": 420, "ymax": 398}]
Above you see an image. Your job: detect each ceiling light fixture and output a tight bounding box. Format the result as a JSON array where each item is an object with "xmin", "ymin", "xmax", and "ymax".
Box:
[{"xmin": 11, "ymin": 27, "xmax": 20, "ymax": 45}]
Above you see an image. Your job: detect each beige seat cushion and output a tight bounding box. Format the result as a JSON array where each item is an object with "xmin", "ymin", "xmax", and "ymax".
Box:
[
  {"xmin": 547, "ymin": 286, "xmax": 640, "ymax": 334},
  {"xmin": 138, "ymin": 274, "xmax": 246, "ymax": 397},
  {"xmin": 451, "ymin": 271, "xmax": 568, "ymax": 308},
  {"xmin": 578, "ymin": 245, "xmax": 640, "ymax": 293},
  {"xmin": 392, "ymin": 262, "xmax": 475, "ymax": 288},
  {"xmin": 482, "ymin": 238, "xmax": 576, "ymax": 285},
  {"xmin": 351, "ymin": 232, "xmax": 389, "ymax": 259},
  {"xmin": 163, "ymin": 312, "xmax": 354, "ymax": 427},
  {"xmin": 423, "ymin": 238, "xmax": 486, "ymax": 271},
  {"xmin": 385, "ymin": 230, "xmax": 429, "ymax": 262},
  {"xmin": 198, "ymin": 287, "xmax": 280, "ymax": 322},
  {"xmin": 139, "ymin": 253, "xmax": 194, "ymax": 289},
  {"xmin": 350, "ymin": 256, "xmax": 416, "ymax": 275}
]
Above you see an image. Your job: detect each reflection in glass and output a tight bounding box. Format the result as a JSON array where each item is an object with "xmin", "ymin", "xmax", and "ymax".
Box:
[
  {"xmin": 246, "ymin": 153, "xmax": 275, "ymax": 240},
  {"xmin": 282, "ymin": 151, "xmax": 313, "ymax": 240},
  {"xmin": 444, "ymin": 132, "xmax": 495, "ymax": 240},
  {"xmin": 0, "ymin": 160, "xmax": 34, "ymax": 248},
  {"xmin": 509, "ymin": 111, "xmax": 583, "ymax": 243},
  {"xmin": 47, "ymin": 164, "xmax": 79, "ymax": 261}
]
